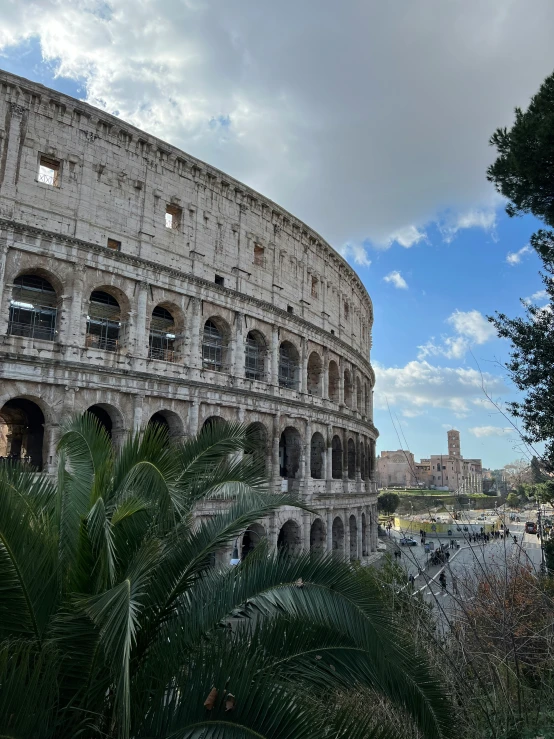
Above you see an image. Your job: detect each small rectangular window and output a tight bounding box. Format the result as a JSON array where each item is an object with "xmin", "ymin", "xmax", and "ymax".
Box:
[
  {"xmin": 253, "ymin": 244, "xmax": 265, "ymax": 266},
  {"xmin": 107, "ymin": 238, "xmax": 121, "ymax": 251},
  {"xmin": 311, "ymin": 276, "xmax": 318, "ymax": 298},
  {"xmin": 287, "ymin": 305, "xmax": 294, "ymax": 314},
  {"xmin": 215, "ymin": 274, "xmax": 224, "ymax": 286},
  {"xmin": 38, "ymin": 155, "xmax": 60, "ymax": 187},
  {"xmin": 165, "ymin": 204, "xmax": 182, "ymax": 230}
]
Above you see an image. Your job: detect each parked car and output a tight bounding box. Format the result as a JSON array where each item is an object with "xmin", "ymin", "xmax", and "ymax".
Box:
[
  {"xmin": 399, "ymin": 536, "xmax": 418, "ymax": 546},
  {"xmin": 525, "ymin": 521, "xmax": 537, "ymax": 534}
]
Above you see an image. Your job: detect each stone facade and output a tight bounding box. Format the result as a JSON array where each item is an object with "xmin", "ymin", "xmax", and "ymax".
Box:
[{"xmin": 0, "ymin": 70, "xmax": 379, "ymax": 562}]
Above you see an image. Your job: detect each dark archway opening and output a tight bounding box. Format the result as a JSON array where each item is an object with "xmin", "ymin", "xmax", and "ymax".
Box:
[
  {"xmin": 87, "ymin": 404, "xmax": 113, "ymax": 438},
  {"xmin": 0, "ymin": 398, "xmax": 45, "ymax": 469},
  {"xmin": 277, "ymin": 519, "xmax": 301, "ymax": 556}
]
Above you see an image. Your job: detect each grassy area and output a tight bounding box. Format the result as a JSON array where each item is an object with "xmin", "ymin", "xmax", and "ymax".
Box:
[{"xmin": 380, "ymin": 489, "xmax": 490, "ymax": 499}]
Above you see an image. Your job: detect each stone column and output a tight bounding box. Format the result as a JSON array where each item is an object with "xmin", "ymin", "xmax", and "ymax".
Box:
[
  {"xmin": 326, "ymin": 425, "xmax": 333, "ymax": 489},
  {"xmin": 272, "ymin": 414, "xmax": 281, "ymax": 488},
  {"xmin": 232, "ymin": 311, "xmax": 245, "ymax": 378},
  {"xmin": 304, "ymin": 419, "xmax": 312, "ymax": 482},
  {"xmin": 344, "ymin": 509, "xmax": 350, "ymax": 561},
  {"xmin": 68, "ymin": 270, "xmax": 85, "ymax": 347},
  {"xmin": 300, "ymin": 337, "xmax": 308, "ymax": 394},
  {"xmin": 302, "ymin": 512, "xmax": 311, "ymax": 552},
  {"xmin": 0, "ymin": 239, "xmax": 8, "ymax": 336},
  {"xmin": 188, "ymin": 399, "xmax": 199, "ymax": 437},
  {"xmin": 355, "ymin": 432, "xmax": 362, "ymax": 485},
  {"xmin": 187, "ymin": 298, "xmax": 202, "ymax": 369},
  {"xmin": 270, "ymin": 325, "xmax": 279, "ymax": 386},
  {"xmin": 0, "ymin": 104, "xmax": 25, "ymax": 201},
  {"xmin": 326, "ymin": 509, "xmax": 333, "ymax": 553},
  {"xmin": 132, "ymin": 394, "xmax": 144, "ymax": 432},
  {"xmin": 357, "ymin": 511, "xmax": 363, "ymax": 561},
  {"xmin": 338, "ymin": 362, "xmax": 345, "ymax": 407},
  {"xmin": 132, "ymin": 281, "xmax": 149, "ymax": 357},
  {"xmin": 342, "ymin": 428, "xmax": 349, "ymax": 489},
  {"xmin": 269, "ymin": 513, "xmax": 279, "ymax": 551},
  {"xmin": 351, "ymin": 369, "xmax": 357, "ymax": 412},
  {"xmin": 322, "ymin": 348, "xmax": 329, "ymax": 400}
]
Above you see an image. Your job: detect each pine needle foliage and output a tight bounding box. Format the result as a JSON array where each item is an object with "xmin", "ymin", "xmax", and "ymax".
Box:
[{"xmin": 0, "ymin": 414, "xmax": 451, "ymax": 738}]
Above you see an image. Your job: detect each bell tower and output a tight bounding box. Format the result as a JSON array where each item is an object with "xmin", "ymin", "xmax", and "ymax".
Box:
[{"xmin": 447, "ymin": 429, "xmax": 461, "ymax": 457}]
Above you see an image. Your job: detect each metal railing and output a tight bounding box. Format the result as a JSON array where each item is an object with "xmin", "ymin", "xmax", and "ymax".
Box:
[
  {"xmin": 148, "ymin": 346, "xmax": 176, "ymax": 362},
  {"xmin": 7, "ymin": 320, "xmax": 56, "ymax": 342},
  {"xmin": 85, "ymin": 333, "xmax": 121, "ymax": 352},
  {"xmin": 38, "ymin": 171, "xmax": 57, "ymax": 186}
]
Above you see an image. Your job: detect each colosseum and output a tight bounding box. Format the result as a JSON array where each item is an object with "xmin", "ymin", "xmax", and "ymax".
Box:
[{"xmin": 0, "ymin": 70, "xmax": 379, "ymax": 562}]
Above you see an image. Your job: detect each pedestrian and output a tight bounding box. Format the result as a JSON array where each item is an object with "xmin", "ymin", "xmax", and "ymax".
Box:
[
  {"xmin": 452, "ymin": 574, "xmax": 458, "ymax": 595},
  {"xmin": 513, "ymin": 535, "xmax": 517, "ymax": 544},
  {"xmin": 408, "ymin": 573, "xmax": 415, "ymax": 589},
  {"xmin": 398, "ymin": 549, "xmax": 402, "ymax": 559},
  {"xmin": 439, "ymin": 572, "xmax": 447, "ymax": 592}
]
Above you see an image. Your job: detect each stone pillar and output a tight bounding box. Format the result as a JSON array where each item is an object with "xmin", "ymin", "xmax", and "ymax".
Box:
[
  {"xmin": 68, "ymin": 271, "xmax": 85, "ymax": 346},
  {"xmin": 0, "ymin": 103, "xmax": 25, "ymax": 200},
  {"xmin": 351, "ymin": 369, "xmax": 357, "ymax": 412},
  {"xmin": 322, "ymin": 348, "xmax": 329, "ymax": 400},
  {"xmin": 326, "ymin": 425, "xmax": 333, "ymax": 488},
  {"xmin": 187, "ymin": 298, "xmax": 202, "ymax": 369},
  {"xmin": 132, "ymin": 394, "xmax": 144, "ymax": 432},
  {"xmin": 342, "ymin": 428, "xmax": 349, "ymax": 488},
  {"xmin": 300, "ymin": 337, "xmax": 308, "ymax": 394},
  {"xmin": 132, "ymin": 281, "xmax": 149, "ymax": 357},
  {"xmin": 304, "ymin": 419, "xmax": 312, "ymax": 482},
  {"xmin": 270, "ymin": 325, "xmax": 279, "ymax": 386},
  {"xmin": 302, "ymin": 512, "xmax": 311, "ymax": 552},
  {"xmin": 231, "ymin": 311, "xmax": 244, "ymax": 378},
  {"xmin": 188, "ymin": 399, "xmax": 199, "ymax": 437},
  {"xmin": 371, "ymin": 504, "xmax": 378, "ymax": 552},
  {"xmin": 326, "ymin": 509, "xmax": 333, "ymax": 553},
  {"xmin": 272, "ymin": 414, "xmax": 281, "ymax": 487},
  {"xmin": 0, "ymin": 240, "xmax": 8, "ymax": 335},
  {"xmin": 355, "ymin": 432, "xmax": 362, "ymax": 485},
  {"xmin": 357, "ymin": 511, "xmax": 363, "ymax": 561},
  {"xmin": 344, "ymin": 509, "xmax": 350, "ymax": 561},
  {"xmin": 269, "ymin": 513, "xmax": 279, "ymax": 551},
  {"xmin": 338, "ymin": 362, "xmax": 345, "ymax": 407}
]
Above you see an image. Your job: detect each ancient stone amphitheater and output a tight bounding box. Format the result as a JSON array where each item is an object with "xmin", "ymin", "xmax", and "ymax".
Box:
[{"xmin": 0, "ymin": 70, "xmax": 378, "ymax": 562}]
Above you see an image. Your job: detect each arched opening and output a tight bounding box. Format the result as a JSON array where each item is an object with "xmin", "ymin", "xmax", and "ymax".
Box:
[
  {"xmin": 8, "ymin": 273, "xmax": 59, "ymax": 341},
  {"xmin": 277, "ymin": 519, "xmax": 301, "ymax": 556},
  {"xmin": 360, "ymin": 443, "xmax": 366, "ymax": 481},
  {"xmin": 349, "ymin": 515, "xmax": 357, "ymax": 560},
  {"xmin": 279, "ymin": 426, "xmax": 301, "ymax": 478},
  {"xmin": 148, "ymin": 410, "xmax": 184, "ymax": 440},
  {"xmin": 328, "ymin": 361, "xmax": 339, "ymax": 402},
  {"xmin": 310, "ymin": 518, "xmax": 326, "ymax": 553},
  {"xmin": 0, "ymin": 398, "xmax": 45, "ymax": 468},
  {"xmin": 202, "ymin": 318, "xmax": 229, "ymax": 372},
  {"xmin": 364, "ymin": 382, "xmax": 369, "ymax": 416},
  {"xmin": 331, "ymin": 435, "xmax": 342, "ymax": 479},
  {"xmin": 344, "ymin": 369, "xmax": 352, "ymax": 408},
  {"xmin": 369, "ymin": 440, "xmax": 375, "ymax": 478},
  {"xmin": 86, "ymin": 290, "xmax": 122, "ymax": 352},
  {"xmin": 332, "ymin": 516, "xmax": 344, "ymax": 555},
  {"xmin": 278, "ymin": 341, "xmax": 299, "ymax": 390},
  {"xmin": 356, "ymin": 377, "xmax": 362, "ymax": 410},
  {"xmin": 202, "ymin": 415, "xmax": 225, "ymax": 431},
  {"xmin": 149, "ymin": 305, "xmax": 177, "ymax": 362},
  {"xmin": 245, "ymin": 422, "xmax": 268, "ymax": 471},
  {"xmin": 307, "ymin": 351, "xmax": 322, "ymax": 396},
  {"xmin": 310, "ymin": 432, "xmax": 325, "ymax": 479},
  {"xmin": 365, "ymin": 441, "xmax": 371, "ymax": 480},
  {"xmin": 361, "ymin": 513, "xmax": 367, "ymax": 557},
  {"xmin": 347, "ymin": 438, "xmax": 356, "ymax": 480},
  {"xmin": 86, "ymin": 404, "xmax": 114, "ymax": 438},
  {"xmin": 241, "ymin": 522, "xmax": 266, "ymax": 560},
  {"xmin": 245, "ymin": 330, "xmax": 266, "ymax": 381}
]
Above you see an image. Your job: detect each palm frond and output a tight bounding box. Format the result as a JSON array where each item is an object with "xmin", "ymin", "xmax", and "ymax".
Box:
[{"xmin": 86, "ymin": 496, "xmax": 116, "ymax": 590}]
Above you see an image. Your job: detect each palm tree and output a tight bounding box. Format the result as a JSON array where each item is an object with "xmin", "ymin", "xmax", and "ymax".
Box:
[{"xmin": 0, "ymin": 414, "xmax": 450, "ymax": 738}]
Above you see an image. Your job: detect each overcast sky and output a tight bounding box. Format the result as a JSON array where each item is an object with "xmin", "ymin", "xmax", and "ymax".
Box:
[{"xmin": 2, "ymin": 0, "xmax": 554, "ymax": 468}]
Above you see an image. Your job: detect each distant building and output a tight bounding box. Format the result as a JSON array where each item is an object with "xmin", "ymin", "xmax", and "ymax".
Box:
[{"xmin": 377, "ymin": 429, "xmax": 483, "ymax": 493}]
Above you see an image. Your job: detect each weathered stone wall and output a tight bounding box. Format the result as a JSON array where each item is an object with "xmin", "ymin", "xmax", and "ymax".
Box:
[{"xmin": 0, "ymin": 70, "xmax": 379, "ymax": 562}]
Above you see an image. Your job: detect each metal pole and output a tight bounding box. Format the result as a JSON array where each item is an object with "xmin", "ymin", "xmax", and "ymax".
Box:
[{"xmin": 538, "ymin": 504, "xmax": 546, "ymax": 575}]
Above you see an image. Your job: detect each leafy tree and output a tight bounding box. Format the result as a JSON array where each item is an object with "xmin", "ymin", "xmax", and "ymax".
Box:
[
  {"xmin": 531, "ymin": 455, "xmax": 545, "ymax": 483},
  {"xmin": 487, "ymin": 72, "xmax": 554, "ymax": 469},
  {"xmin": 0, "ymin": 415, "xmax": 450, "ymax": 739},
  {"xmin": 378, "ymin": 491, "xmax": 400, "ymax": 515},
  {"xmin": 506, "ymin": 492, "xmax": 520, "ymax": 508}
]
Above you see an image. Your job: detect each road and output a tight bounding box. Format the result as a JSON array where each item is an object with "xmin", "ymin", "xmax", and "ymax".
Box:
[{"xmin": 386, "ymin": 520, "xmax": 546, "ymax": 626}]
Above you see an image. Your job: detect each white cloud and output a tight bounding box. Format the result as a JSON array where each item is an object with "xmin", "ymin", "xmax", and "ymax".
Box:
[
  {"xmin": 2, "ymin": 1, "xmax": 554, "ymax": 248},
  {"xmin": 439, "ymin": 209, "xmax": 497, "ymax": 243},
  {"xmin": 338, "ymin": 242, "xmax": 371, "ymax": 267},
  {"xmin": 383, "ymin": 270, "xmax": 408, "ymax": 289},
  {"xmin": 374, "ymin": 360, "xmax": 507, "ymax": 418},
  {"xmin": 506, "ymin": 245, "xmax": 532, "ymax": 265},
  {"xmin": 386, "ymin": 226, "xmax": 427, "ymax": 249},
  {"xmin": 418, "ymin": 309, "xmax": 497, "ymax": 360},
  {"xmin": 468, "ymin": 426, "xmax": 512, "ymax": 438},
  {"xmin": 527, "ymin": 289, "xmax": 549, "ymax": 303}
]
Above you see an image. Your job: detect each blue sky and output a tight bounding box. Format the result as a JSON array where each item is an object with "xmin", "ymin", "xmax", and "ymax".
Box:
[{"xmin": 2, "ymin": 0, "xmax": 554, "ymax": 469}]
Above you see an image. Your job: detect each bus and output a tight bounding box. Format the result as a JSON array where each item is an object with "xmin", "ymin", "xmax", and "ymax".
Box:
[{"xmin": 525, "ymin": 521, "xmax": 537, "ymax": 534}]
